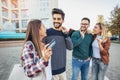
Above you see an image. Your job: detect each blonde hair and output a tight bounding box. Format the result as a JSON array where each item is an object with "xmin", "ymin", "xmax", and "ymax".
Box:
[
  {"xmin": 96, "ymin": 23, "xmax": 108, "ymax": 42},
  {"xmin": 24, "ymin": 19, "xmax": 43, "ymax": 57}
]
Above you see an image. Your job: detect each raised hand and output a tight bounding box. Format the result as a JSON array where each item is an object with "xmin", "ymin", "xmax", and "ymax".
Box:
[
  {"xmin": 60, "ymin": 26, "xmax": 67, "ymax": 33},
  {"xmin": 43, "ymin": 44, "xmax": 52, "ymax": 62},
  {"xmin": 80, "ymin": 29, "xmax": 85, "ymax": 38}
]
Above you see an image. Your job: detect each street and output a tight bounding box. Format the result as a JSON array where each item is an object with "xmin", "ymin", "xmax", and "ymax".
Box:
[{"xmin": 0, "ymin": 43, "xmax": 120, "ymax": 80}]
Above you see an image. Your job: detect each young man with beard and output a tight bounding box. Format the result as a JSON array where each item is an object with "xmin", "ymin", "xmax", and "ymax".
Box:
[
  {"xmin": 71, "ymin": 17, "xmax": 93, "ymax": 80},
  {"xmin": 45, "ymin": 8, "xmax": 73, "ymax": 80}
]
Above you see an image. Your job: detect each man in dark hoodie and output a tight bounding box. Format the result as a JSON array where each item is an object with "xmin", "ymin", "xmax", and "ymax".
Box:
[{"xmin": 45, "ymin": 8, "xmax": 73, "ymax": 80}]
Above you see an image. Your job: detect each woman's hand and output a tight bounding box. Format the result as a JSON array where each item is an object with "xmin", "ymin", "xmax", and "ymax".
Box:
[
  {"xmin": 97, "ymin": 38, "xmax": 102, "ymax": 44},
  {"xmin": 97, "ymin": 38, "xmax": 104, "ymax": 51},
  {"xmin": 43, "ymin": 44, "xmax": 52, "ymax": 62}
]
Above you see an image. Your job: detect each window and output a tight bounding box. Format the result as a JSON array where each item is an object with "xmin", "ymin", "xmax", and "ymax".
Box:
[
  {"xmin": 1, "ymin": 0, "xmax": 8, "ymax": 7},
  {"xmin": 21, "ymin": 10, "xmax": 28, "ymax": 18},
  {"xmin": 12, "ymin": 20, "xmax": 19, "ymax": 28},
  {"xmin": 2, "ymin": 19, "xmax": 8, "ymax": 24},
  {"xmin": 20, "ymin": 0, "xmax": 29, "ymax": 9},
  {"xmin": 2, "ymin": 7, "xmax": 8, "ymax": 17},
  {"xmin": 22, "ymin": 20, "xmax": 27, "ymax": 28},
  {"xmin": 11, "ymin": 10, "xmax": 19, "ymax": 18}
]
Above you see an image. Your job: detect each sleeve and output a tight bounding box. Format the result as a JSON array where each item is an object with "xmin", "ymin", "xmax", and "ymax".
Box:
[
  {"xmin": 89, "ymin": 42, "xmax": 93, "ymax": 57},
  {"xmin": 89, "ymin": 35, "xmax": 94, "ymax": 57},
  {"xmin": 71, "ymin": 31, "xmax": 84, "ymax": 48},
  {"xmin": 61, "ymin": 32, "xmax": 73, "ymax": 50},
  {"xmin": 21, "ymin": 42, "xmax": 47, "ymax": 77},
  {"xmin": 65, "ymin": 37, "xmax": 73, "ymax": 50},
  {"xmin": 100, "ymin": 38, "xmax": 111, "ymax": 55}
]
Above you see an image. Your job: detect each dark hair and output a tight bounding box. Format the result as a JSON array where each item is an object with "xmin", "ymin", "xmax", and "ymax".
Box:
[
  {"xmin": 52, "ymin": 8, "xmax": 65, "ymax": 20},
  {"xmin": 81, "ymin": 17, "xmax": 90, "ymax": 23}
]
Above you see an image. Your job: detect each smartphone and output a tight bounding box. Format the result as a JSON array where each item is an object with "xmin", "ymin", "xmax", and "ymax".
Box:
[{"xmin": 47, "ymin": 39, "xmax": 56, "ymax": 48}]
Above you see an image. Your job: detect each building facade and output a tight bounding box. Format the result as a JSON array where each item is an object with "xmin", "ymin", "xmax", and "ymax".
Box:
[{"xmin": 0, "ymin": 0, "xmax": 58, "ymax": 32}]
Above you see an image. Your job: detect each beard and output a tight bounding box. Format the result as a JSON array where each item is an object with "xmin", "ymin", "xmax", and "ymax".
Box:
[
  {"xmin": 53, "ymin": 22, "xmax": 62, "ymax": 29},
  {"xmin": 80, "ymin": 26, "xmax": 87, "ymax": 32}
]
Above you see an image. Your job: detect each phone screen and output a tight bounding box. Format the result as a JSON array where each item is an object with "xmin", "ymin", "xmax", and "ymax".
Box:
[{"xmin": 47, "ymin": 39, "xmax": 56, "ymax": 48}]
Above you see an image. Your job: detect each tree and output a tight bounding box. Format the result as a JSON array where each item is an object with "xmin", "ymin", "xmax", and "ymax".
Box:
[{"xmin": 110, "ymin": 5, "xmax": 120, "ymax": 40}]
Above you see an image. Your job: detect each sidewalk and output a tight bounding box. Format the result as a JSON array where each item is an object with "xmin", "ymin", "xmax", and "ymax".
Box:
[
  {"xmin": 8, "ymin": 50, "xmax": 109, "ymax": 80},
  {"xmin": 2, "ymin": 43, "xmax": 120, "ymax": 80},
  {"xmin": 0, "ymin": 40, "xmax": 24, "ymax": 48}
]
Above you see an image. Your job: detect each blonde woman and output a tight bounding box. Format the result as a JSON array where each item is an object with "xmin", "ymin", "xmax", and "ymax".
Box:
[
  {"xmin": 92, "ymin": 23, "xmax": 111, "ymax": 80},
  {"xmin": 21, "ymin": 19, "xmax": 52, "ymax": 80}
]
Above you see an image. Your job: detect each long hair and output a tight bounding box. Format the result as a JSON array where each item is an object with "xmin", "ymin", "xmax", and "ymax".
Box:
[
  {"xmin": 96, "ymin": 23, "xmax": 108, "ymax": 42},
  {"xmin": 24, "ymin": 19, "xmax": 42, "ymax": 57}
]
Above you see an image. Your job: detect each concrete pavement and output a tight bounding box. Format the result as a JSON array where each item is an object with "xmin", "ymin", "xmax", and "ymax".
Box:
[{"xmin": 0, "ymin": 42, "xmax": 120, "ymax": 80}]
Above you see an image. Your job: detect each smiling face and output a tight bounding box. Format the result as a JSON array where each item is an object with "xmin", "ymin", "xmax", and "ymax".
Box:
[
  {"xmin": 52, "ymin": 14, "xmax": 64, "ymax": 29},
  {"xmin": 93, "ymin": 24, "xmax": 102, "ymax": 35},
  {"xmin": 39, "ymin": 23, "xmax": 46, "ymax": 38},
  {"xmin": 80, "ymin": 20, "xmax": 90, "ymax": 32}
]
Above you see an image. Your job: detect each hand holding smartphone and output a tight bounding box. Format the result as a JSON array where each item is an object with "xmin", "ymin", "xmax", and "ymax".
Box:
[
  {"xmin": 47, "ymin": 39, "xmax": 56, "ymax": 49},
  {"xmin": 43, "ymin": 39, "xmax": 56, "ymax": 62}
]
